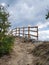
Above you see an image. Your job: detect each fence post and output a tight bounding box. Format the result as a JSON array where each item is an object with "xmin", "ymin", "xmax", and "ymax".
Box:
[
  {"xmin": 28, "ymin": 25, "xmax": 30, "ymax": 39},
  {"xmin": 16, "ymin": 28, "xmax": 17, "ymax": 36},
  {"xmin": 23, "ymin": 27, "xmax": 24, "ymax": 38},
  {"xmin": 18, "ymin": 28, "xmax": 20, "ymax": 37},
  {"xmin": 37, "ymin": 26, "xmax": 38, "ymax": 40}
]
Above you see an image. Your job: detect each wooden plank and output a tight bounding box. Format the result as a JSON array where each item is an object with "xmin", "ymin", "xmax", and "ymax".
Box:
[
  {"xmin": 17, "ymin": 29, "xmax": 28, "ymax": 31},
  {"xmin": 23, "ymin": 27, "xmax": 24, "ymax": 37},
  {"xmin": 18, "ymin": 28, "xmax": 20, "ymax": 36},
  {"xmin": 37, "ymin": 27, "xmax": 38, "ymax": 40},
  {"xmin": 16, "ymin": 28, "xmax": 17, "ymax": 35},
  {"xmin": 28, "ymin": 26, "xmax": 30, "ymax": 38},
  {"xmin": 30, "ymin": 30, "xmax": 37, "ymax": 32},
  {"xmin": 18, "ymin": 26, "xmax": 38, "ymax": 28},
  {"xmin": 30, "ymin": 34, "xmax": 38, "ymax": 37}
]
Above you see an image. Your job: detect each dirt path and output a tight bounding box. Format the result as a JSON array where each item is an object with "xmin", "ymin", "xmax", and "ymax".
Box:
[{"xmin": 0, "ymin": 37, "xmax": 35, "ymax": 65}]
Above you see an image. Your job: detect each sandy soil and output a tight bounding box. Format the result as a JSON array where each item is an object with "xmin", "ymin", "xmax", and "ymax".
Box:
[{"xmin": 0, "ymin": 37, "xmax": 36, "ymax": 65}]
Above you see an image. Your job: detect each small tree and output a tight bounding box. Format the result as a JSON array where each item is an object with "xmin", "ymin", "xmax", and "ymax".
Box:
[
  {"xmin": 0, "ymin": 5, "xmax": 10, "ymax": 41},
  {"xmin": 0, "ymin": 4, "xmax": 14, "ymax": 56}
]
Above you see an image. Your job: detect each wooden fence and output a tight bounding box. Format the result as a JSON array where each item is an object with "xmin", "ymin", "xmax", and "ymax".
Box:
[{"xmin": 10, "ymin": 26, "xmax": 38, "ymax": 40}]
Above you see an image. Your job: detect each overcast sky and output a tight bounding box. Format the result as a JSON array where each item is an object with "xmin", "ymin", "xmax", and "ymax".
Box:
[{"xmin": 0, "ymin": 0, "xmax": 49, "ymax": 41}]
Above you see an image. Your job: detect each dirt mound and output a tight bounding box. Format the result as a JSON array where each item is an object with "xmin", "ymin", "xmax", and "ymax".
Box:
[
  {"xmin": 0, "ymin": 37, "xmax": 35, "ymax": 65},
  {"xmin": 0, "ymin": 37, "xmax": 49, "ymax": 65},
  {"xmin": 32, "ymin": 43, "xmax": 49, "ymax": 65}
]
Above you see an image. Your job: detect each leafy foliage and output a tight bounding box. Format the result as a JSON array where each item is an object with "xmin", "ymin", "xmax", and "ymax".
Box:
[
  {"xmin": 0, "ymin": 36, "xmax": 14, "ymax": 57},
  {"xmin": 46, "ymin": 11, "xmax": 49, "ymax": 19},
  {"xmin": 0, "ymin": 5, "xmax": 14, "ymax": 57},
  {"xmin": 0, "ymin": 5, "xmax": 11, "ymax": 41}
]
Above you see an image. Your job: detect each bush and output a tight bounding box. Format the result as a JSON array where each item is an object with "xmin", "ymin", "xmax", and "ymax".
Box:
[{"xmin": 0, "ymin": 35, "xmax": 14, "ymax": 57}]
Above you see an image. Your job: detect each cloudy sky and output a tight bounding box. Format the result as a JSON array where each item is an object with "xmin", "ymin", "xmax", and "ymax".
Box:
[{"xmin": 0, "ymin": 0, "xmax": 49, "ymax": 41}]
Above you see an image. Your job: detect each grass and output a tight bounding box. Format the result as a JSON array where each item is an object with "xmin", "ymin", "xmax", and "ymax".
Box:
[
  {"xmin": 32, "ymin": 42, "xmax": 49, "ymax": 65},
  {"xmin": 0, "ymin": 35, "xmax": 15, "ymax": 57}
]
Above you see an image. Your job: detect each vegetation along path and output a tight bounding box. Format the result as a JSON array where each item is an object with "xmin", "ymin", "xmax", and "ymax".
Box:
[
  {"xmin": 0, "ymin": 37, "xmax": 49, "ymax": 65},
  {"xmin": 0, "ymin": 37, "xmax": 35, "ymax": 65}
]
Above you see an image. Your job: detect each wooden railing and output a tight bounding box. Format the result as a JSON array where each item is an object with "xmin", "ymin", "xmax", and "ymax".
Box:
[{"xmin": 10, "ymin": 26, "xmax": 38, "ymax": 40}]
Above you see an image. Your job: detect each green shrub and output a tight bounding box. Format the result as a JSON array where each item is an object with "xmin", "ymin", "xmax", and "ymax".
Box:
[{"xmin": 0, "ymin": 35, "xmax": 14, "ymax": 57}]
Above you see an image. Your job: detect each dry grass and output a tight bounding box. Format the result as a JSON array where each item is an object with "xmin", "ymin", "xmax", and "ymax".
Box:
[
  {"xmin": 32, "ymin": 42, "xmax": 49, "ymax": 65},
  {"xmin": 0, "ymin": 37, "xmax": 49, "ymax": 65}
]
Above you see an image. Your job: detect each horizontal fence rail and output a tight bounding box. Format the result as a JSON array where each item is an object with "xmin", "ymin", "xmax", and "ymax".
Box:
[{"xmin": 9, "ymin": 26, "xmax": 38, "ymax": 40}]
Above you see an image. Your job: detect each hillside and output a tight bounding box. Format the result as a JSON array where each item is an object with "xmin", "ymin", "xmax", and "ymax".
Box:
[
  {"xmin": 32, "ymin": 41, "xmax": 49, "ymax": 65},
  {"xmin": 0, "ymin": 37, "xmax": 49, "ymax": 65}
]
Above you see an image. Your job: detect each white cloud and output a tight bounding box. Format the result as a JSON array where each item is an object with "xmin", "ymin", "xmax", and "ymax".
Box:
[
  {"xmin": 39, "ymin": 30, "xmax": 49, "ymax": 41},
  {"xmin": 8, "ymin": 0, "xmax": 49, "ymax": 25},
  {"xmin": 37, "ymin": 21, "xmax": 49, "ymax": 29},
  {"xmin": 8, "ymin": 2, "xmax": 34, "ymax": 21},
  {"xmin": 1, "ymin": 3, "xmax": 6, "ymax": 6}
]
